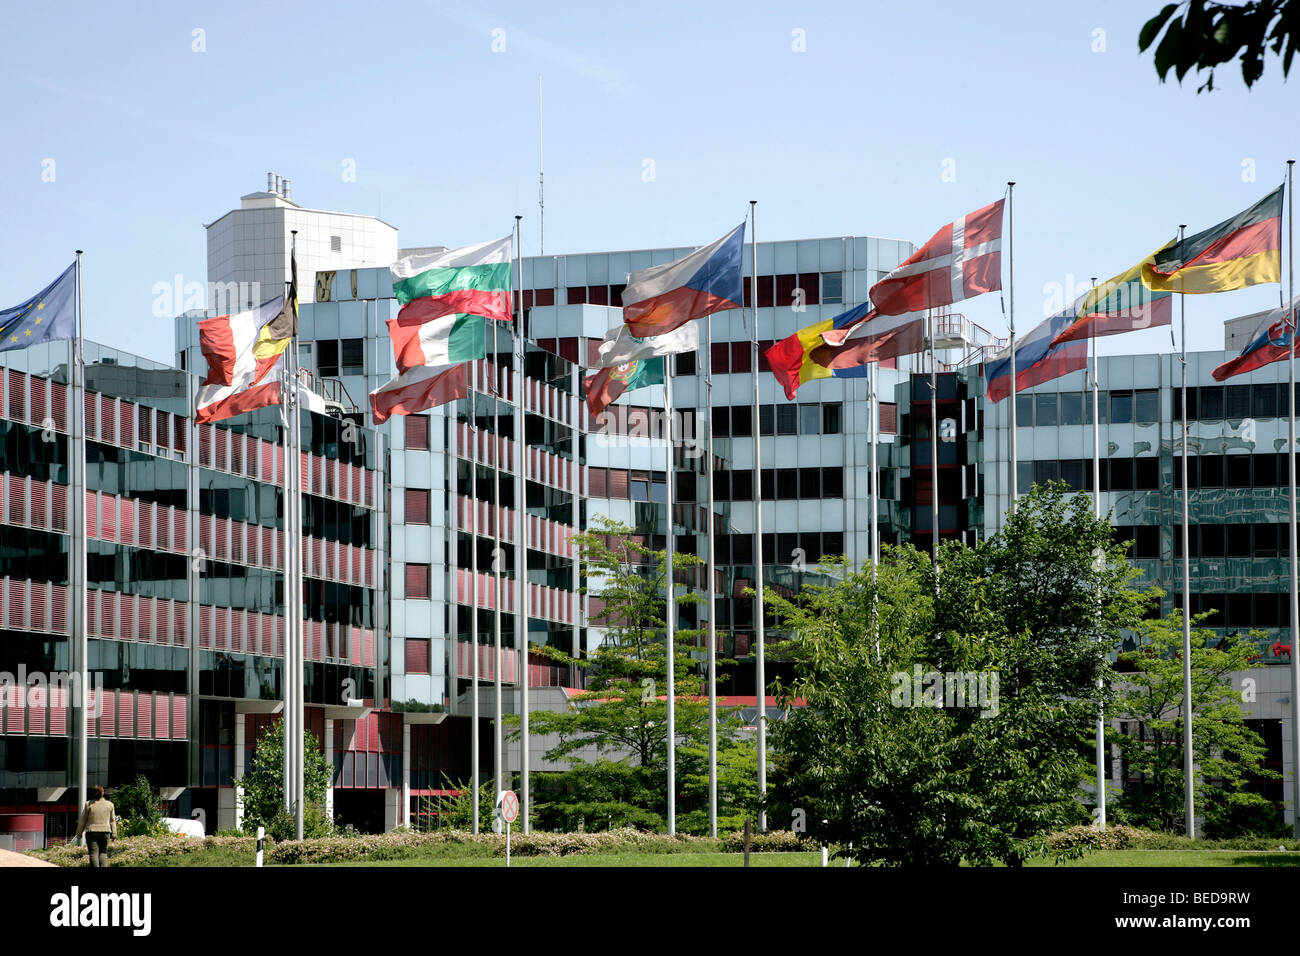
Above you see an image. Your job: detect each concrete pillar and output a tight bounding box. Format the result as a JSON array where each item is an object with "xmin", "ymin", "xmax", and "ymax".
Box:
[
  {"xmin": 383, "ymin": 788, "xmax": 400, "ymax": 832},
  {"xmin": 402, "ymin": 722, "xmax": 412, "ymax": 830},
  {"xmin": 324, "ymin": 718, "xmax": 334, "ymax": 823},
  {"xmin": 233, "ymin": 714, "xmax": 245, "ymax": 832}
]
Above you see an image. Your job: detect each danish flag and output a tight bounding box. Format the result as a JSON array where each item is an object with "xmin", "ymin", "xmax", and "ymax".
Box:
[{"xmin": 868, "ymin": 199, "xmax": 1006, "ymax": 315}]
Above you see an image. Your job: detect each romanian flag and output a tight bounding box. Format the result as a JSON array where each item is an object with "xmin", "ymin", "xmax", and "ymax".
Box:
[
  {"xmin": 1050, "ymin": 245, "xmax": 1174, "ymax": 347},
  {"xmin": 764, "ymin": 302, "xmax": 912, "ymax": 400},
  {"xmin": 1141, "ymin": 185, "xmax": 1283, "ymax": 295},
  {"xmin": 1212, "ymin": 296, "xmax": 1300, "ymax": 381}
]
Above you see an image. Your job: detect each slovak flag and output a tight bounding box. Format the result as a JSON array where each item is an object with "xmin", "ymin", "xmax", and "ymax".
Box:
[
  {"xmin": 622, "ymin": 224, "xmax": 745, "ymax": 337},
  {"xmin": 869, "ymin": 199, "xmax": 1005, "ymax": 315},
  {"xmin": 1212, "ymin": 295, "xmax": 1300, "ymax": 381}
]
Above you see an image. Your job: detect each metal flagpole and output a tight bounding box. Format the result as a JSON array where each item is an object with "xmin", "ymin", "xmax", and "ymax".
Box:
[
  {"xmin": 470, "ymin": 355, "xmax": 481, "ymax": 834},
  {"xmin": 1007, "ymin": 182, "xmax": 1018, "ymax": 516},
  {"xmin": 1285, "ymin": 159, "xmax": 1300, "ymax": 839},
  {"xmin": 280, "ymin": 336, "xmax": 294, "ymax": 815},
  {"xmin": 1176, "ymin": 224, "xmax": 1196, "ymax": 840},
  {"xmin": 513, "ymin": 215, "xmax": 530, "ymax": 832},
  {"xmin": 705, "ymin": 309, "xmax": 718, "ymax": 838},
  {"xmin": 930, "ymin": 310, "xmax": 940, "ymax": 563},
  {"xmin": 1090, "ymin": 277, "xmax": 1106, "ymax": 830},
  {"xmin": 750, "ymin": 201, "xmax": 767, "ymax": 831},
  {"xmin": 664, "ymin": 376, "xmax": 676, "ymax": 835},
  {"xmin": 492, "ymin": 329, "xmax": 505, "ymax": 821},
  {"xmin": 870, "ymin": 362, "xmax": 879, "ymax": 577},
  {"xmin": 291, "ymin": 343, "xmax": 304, "ymax": 841},
  {"xmin": 72, "ymin": 251, "xmax": 88, "ymax": 833}
]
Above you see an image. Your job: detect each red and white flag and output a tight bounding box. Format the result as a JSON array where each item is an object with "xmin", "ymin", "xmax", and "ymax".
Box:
[
  {"xmin": 369, "ymin": 363, "xmax": 469, "ymax": 425},
  {"xmin": 868, "ymin": 199, "xmax": 1005, "ymax": 315}
]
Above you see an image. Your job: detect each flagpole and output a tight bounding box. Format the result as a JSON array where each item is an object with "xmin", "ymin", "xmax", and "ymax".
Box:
[
  {"xmin": 291, "ymin": 244, "xmax": 305, "ymax": 842},
  {"xmin": 72, "ymin": 250, "xmax": 88, "ymax": 833},
  {"xmin": 492, "ymin": 328, "xmax": 505, "ymax": 822},
  {"xmin": 1091, "ymin": 276, "xmax": 1106, "ymax": 830},
  {"xmin": 930, "ymin": 309, "xmax": 939, "ymax": 563},
  {"xmin": 1007, "ymin": 182, "xmax": 1018, "ymax": 516},
  {"xmin": 705, "ymin": 308, "xmax": 718, "ymax": 839},
  {"xmin": 470, "ymin": 353, "xmax": 481, "ymax": 834},
  {"xmin": 663, "ymin": 374, "xmax": 676, "ymax": 835},
  {"xmin": 1176, "ymin": 223, "xmax": 1196, "ymax": 840},
  {"xmin": 514, "ymin": 215, "xmax": 530, "ymax": 832},
  {"xmin": 870, "ymin": 361, "xmax": 879, "ymax": 579},
  {"xmin": 1285, "ymin": 158, "xmax": 1299, "ymax": 839},
  {"xmin": 749, "ymin": 201, "xmax": 767, "ymax": 831},
  {"xmin": 281, "ymin": 366, "xmax": 294, "ymax": 814}
]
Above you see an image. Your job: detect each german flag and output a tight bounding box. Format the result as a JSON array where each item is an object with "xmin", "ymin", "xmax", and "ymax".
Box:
[
  {"xmin": 252, "ymin": 248, "xmax": 298, "ymax": 360},
  {"xmin": 1141, "ymin": 185, "xmax": 1282, "ymax": 295}
]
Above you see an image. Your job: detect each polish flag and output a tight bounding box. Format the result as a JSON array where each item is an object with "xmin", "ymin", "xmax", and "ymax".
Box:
[
  {"xmin": 869, "ymin": 199, "xmax": 1005, "ymax": 315},
  {"xmin": 369, "ymin": 363, "xmax": 469, "ymax": 425}
]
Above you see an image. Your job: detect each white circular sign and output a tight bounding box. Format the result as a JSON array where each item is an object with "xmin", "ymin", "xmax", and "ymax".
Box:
[{"xmin": 499, "ymin": 790, "xmax": 519, "ymax": 824}]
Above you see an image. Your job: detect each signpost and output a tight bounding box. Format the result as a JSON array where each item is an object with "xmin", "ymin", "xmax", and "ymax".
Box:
[{"xmin": 498, "ymin": 789, "xmax": 519, "ymax": 867}]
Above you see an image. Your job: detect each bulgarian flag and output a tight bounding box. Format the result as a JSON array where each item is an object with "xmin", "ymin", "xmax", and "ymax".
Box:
[{"xmin": 390, "ymin": 236, "xmax": 513, "ymax": 326}]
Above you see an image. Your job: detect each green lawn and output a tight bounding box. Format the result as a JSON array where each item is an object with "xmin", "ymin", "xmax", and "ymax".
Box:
[{"xmin": 315, "ymin": 851, "xmax": 827, "ymax": 867}]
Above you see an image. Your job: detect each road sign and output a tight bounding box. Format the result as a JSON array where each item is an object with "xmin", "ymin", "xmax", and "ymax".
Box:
[{"xmin": 498, "ymin": 789, "xmax": 519, "ymax": 824}]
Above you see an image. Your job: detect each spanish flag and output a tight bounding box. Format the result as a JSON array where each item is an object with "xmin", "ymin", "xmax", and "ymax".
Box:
[
  {"xmin": 252, "ymin": 248, "xmax": 298, "ymax": 360},
  {"xmin": 1141, "ymin": 185, "xmax": 1283, "ymax": 295}
]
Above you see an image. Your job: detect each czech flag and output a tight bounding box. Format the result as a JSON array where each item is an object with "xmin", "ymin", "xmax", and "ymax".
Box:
[
  {"xmin": 622, "ymin": 224, "xmax": 745, "ymax": 338},
  {"xmin": 986, "ymin": 307, "xmax": 1088, "ymax": 404},
  {"xmin": 1212, "ymin": 296, "xmax": 1300, "ymax": 381}
]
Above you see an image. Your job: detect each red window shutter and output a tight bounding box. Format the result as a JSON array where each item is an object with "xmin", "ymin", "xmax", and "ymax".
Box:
[
  {"xmin": 559, "ymin": 338, "xmax": 579, "ymax": 364},
  {"xmin": 588, "ymin": 285, "xmax": 608, "ymax": 306},
  {"xmin": 775, "ymin": 274, "xmax": 797, "ymax": 308},
  {"xmin": 404, "ymin": 488, "xmax": 430, "ymax": 524},
  {"xmin": 534, "ymin": 288, "xmax": 555, "ymax": 307},
  {"xmin": 585, "ymin": 338, "xmax": 601, "ymax": 369},
  {"xmin": 567, "ymin": 287, "xmax": 586, "ymax": 305},
  {"xmin": 710, "ymin": 343, "xmax": 728, "ymax": 375},
  {"xmin": 405, "ymin": 638, "xmax": 430, "ymax": 675},
  {"xmin": 797, "ymin": 274, "xmax": 820, "ymax": 306},
  {"xmin": 880, "ymin": 403, "xmax": 899, "ymax": 435},
  {"xmin": 730, "ymin": 341, "xmax": 751, "ymax": 374},
  {"xmin": 608, "ymin": 469, "xmax": 629, "ymax": 499},
  {"xmin": 404, "ymin": 415, "xmax": 430, "ymax": 450},
  {"xmin": 589, "ymin": 468, "xmax": 607, "ymax": 497},
  {"xmin": 405, "ymin": 563, "xmax": 430, "ymax": 600}
]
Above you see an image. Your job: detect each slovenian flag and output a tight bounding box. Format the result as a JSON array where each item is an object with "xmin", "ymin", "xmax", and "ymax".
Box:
[
  {"xmin": 622, "ymin": 224, "xmax": 745, "ymax": 338},
  {"xmin": 1212, "ymin": 296, "xmax": 1300, "ymax": 381},
  {"xmin": 986, "ymin": 307, "xmax": 1088, "ymax": 404}
]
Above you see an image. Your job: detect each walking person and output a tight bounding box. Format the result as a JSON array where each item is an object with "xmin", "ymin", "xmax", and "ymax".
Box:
[{"xmin": 75, "ymin": 785, "xmax": 117, "ymax": 867}]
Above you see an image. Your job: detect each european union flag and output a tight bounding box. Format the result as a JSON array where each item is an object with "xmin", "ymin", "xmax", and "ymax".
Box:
[{"xmin": 0, "ymin": 263, "xmax": 76, "ymax": 354}]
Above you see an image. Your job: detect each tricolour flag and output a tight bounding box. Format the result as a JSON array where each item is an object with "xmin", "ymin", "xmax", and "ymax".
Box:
[
  {"xmin": 388, "ymin": 312, "xmax": 487, "ymax": 374},
  {"xmin": 1212, "ymin": 296, "xmax": 1300, "ymax": 381},
  {"xmin": 1050, "ymin": 244, "xmax": 1175, "ymax": 347},
  {"xmin": 622, "ymin": 224, "xmax": 745, "ymax": 338},
  {"xmin": 0, "ymin": 263, "xmax": 76, "ymax": 353},
  {"xmin": 986, "ymin": 307, "xmax": 1087, "ymax": 403},
  {"xmin": 763, "ymin": 302, "xmax": 911, "ymax": 400},
  {"xmin": 369, "ymin": 363, "xmax": 469, "ymax": 425},
  {"xmin": 196, "ymin": 295, "xmax": 326, "ymax": 424},
  {"xmin": 868, "ymin": 199, "xmax": 1004, "ymax": 315},
  {"xmin": 584, "ymin": 357, "xmax": 664, "ymax": 419},
  {"xmin": 252, "ymin": 248, "xmax": 298, "ymax": 361},
  {"xmin": 1141, "ymin": 185, "xmax": 1283, "ymax": 294},
  {"xmin": 596, "ymin": 321, "xmax": 698, "ymax": 368},
  {"xmin": 390, "ymin": 236, "xmax": 513, "ymax": 327}
]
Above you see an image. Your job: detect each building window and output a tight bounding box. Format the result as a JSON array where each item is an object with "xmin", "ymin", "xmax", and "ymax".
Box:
[
  {"xmin": 405, "ymin": 415, "xmax": 430, "ymax": 451},
  {"xmin": 822, "ymin": 272, "xmax": 843, "ymax": 304},
  {"xmin": 405, "ymin": 563, "xmax": 431, "ymax": 600},
  {"xmin": 405, "ymin": 638, "xmax": 431, "ymax": 674},
  {"xmin": 317, "ymin": 340, "xmax": 340, "ymax": 378},
  {"xmin": 341, "ymin": 338, "xmax": 364, "ymax": 375},
  {"xmin": 405, "ymin": 489, "xmax": 431, "ymax": 524}
]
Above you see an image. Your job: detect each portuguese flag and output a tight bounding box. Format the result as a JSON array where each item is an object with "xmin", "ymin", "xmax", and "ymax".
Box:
[
  {"xmin": 390, "ymin": 235, "xmax": 512, "ymax": 326},
  {"xmin": 583, "ymin": 357, "xmax": 664, "ymax": 419},
  {"xmin": 1141, "ymin": 185, "xmax": 1283, "ymax": 295}
]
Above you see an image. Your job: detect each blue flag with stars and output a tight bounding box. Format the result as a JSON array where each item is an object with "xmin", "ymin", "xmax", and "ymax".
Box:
[{"xmin": 0, "ymin": 263, "xmax": 76, "ymax": 353}]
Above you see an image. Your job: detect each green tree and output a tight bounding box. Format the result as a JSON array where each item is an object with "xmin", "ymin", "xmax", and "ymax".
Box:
[
  {"xmin": 113, "ymin": 773, "xmax": 167, "ymax": 837},
  {"xmin": 1111, "ymin": 612, "xmax": 1281, "ymax": 836},
  {"xmin": 1140, "ymin": 0, "xmax": 1300, "ymax": 91},
  {"xmin": 240, "ymin": 724, "xmax": 335, "ymax": 840},
  {"xmin": 771, "ymin": 485, "xmax": 1152, "ymax": 866},
  {"xmin": 521, "ymin": 516, "xmax": 757, "ymax": 832}
]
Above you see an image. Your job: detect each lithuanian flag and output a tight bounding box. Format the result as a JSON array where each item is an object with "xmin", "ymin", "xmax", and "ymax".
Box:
[{"xmin": 1141, "ymin": 185, "xmax": 1283, "ymax": 295}]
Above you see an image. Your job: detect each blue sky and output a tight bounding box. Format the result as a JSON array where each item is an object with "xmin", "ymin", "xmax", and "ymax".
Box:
[{"xmin": 0, "ymin": 0, "xmax": 1296, "ymax": 364}]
